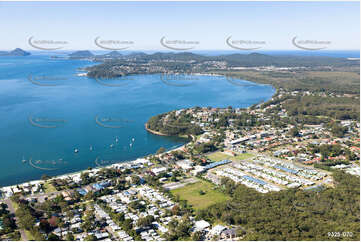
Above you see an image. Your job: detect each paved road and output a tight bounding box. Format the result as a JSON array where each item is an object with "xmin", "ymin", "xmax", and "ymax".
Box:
[
  {"xmin": 24, "ymin": 190, "xmax": 63, "ymax": 202},
  {"xmin": 4, "ymin": 199, "xmax": 28, "ymax": 241},
  {"xmin": 94, "ymin": 204, "xmax": 119, "ymax": 240}
]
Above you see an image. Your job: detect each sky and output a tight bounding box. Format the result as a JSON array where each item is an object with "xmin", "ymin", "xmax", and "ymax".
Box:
[{"xmin": 0, "ymin": 1, "xmax": 359, "ymax": 51}]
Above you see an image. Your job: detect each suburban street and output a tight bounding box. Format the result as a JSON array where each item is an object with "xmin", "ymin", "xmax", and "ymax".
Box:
[{"xmin": 4, "ymin": 199, "xmax": 28, "ymax": 241}]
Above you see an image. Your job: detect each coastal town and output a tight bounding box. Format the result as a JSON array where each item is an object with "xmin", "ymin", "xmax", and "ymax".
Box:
[
  {"xmin": 0, "ymin": 0, "xmax": 360, "ymax": 241},
  {"xmin": 1, "ymin": 85, "xmax": 359, "ymax": 241}
]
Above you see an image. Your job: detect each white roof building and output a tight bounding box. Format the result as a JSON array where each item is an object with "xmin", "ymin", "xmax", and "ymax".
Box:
[
  {"xmin": 152, "ymin": 167, "xmax": 167, "ymax": 175},
  {"xmin": 194, "ymin": 220, "xmax": 210, "ymax": 231},
  {"xmin": 210, "ymin": 224, "xmax": 227, "ymax": 236},
  {"xmin": 176, "ymin": 159, "xmax": 194, "ymax": 170}
]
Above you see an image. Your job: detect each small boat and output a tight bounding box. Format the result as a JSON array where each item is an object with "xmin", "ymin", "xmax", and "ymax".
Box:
[
  {"xmin": 129, "ymin": 143, "xmax": 132, "ymax": 147},
  {"xmin": 74, "ymin": 148, "xmax": 79, "ymax": 153},
  {"xmin": 132, "ymin": 138, "xmax": 135, "ymax": 142},
  {"xmin": 90, "ymin": 146, "xmax": 93, "ymax": 151},
  {"xmin": 115, "ymin": 137, "xmax": 119, "ymax": 143},
  {"xmin": 22, "ymin": 156, "xmax": 26, "ymax": 163},
  {"xmin": 110, "ymin": 144, "xmax": 114, "ymax": 148}
]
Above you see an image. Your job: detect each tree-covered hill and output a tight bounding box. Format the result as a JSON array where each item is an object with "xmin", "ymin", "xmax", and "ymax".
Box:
[{"xmin": 196, "ymin": 171, "xmax": 360, "ymax": 241}]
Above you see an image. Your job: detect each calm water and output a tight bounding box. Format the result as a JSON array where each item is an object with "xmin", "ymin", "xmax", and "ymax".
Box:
[{"xmin": 0, "ymin": 55, "xmax": 275, "ymax": 186}]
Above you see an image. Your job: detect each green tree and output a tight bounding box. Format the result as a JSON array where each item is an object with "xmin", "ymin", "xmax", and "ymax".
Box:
[
  {"xmin": 156, "ymin": 147, "xmax": 166, "ymax": 154},
  {"xmin": 84, "ymin": 234, "xmax": 96, "ymax": 241},
  {"xmin": 65, "ymin": 233, "xmax": 75, "ymax": 241},
  {"xmin": 47, "ymin": 233, "xmax": 60, "ymax": 241}
]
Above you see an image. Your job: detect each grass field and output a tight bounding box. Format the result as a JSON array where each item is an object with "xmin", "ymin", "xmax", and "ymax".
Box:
[
  {"xmin": 207, "ymin": 151, "xmax": 254, "ymax": 162},
  {"xmin": 11, "ymin": 201, "xmax": 19, "ymax": 211},
  {"xmin": 171, "ymin": 180, "xmax": 230, "ymax": 210},
  {"xmin": 24, "ymin": 230, "xmax": 35, "ymax": 240},
  {"xmin": 233, "ymin": 153, "xmax": 254, "ymax": 160},
  {"xmin": 43, "ymin": 182, "xmax": 56, "ymax": 193},
  {"xmin": 207, "ymin": 152, "xmax": 232, "ymax": 161}
]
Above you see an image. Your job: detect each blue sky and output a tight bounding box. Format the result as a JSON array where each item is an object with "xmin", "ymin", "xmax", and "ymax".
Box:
[{"xmin": 0, "ymin": 1, "xmax": 359, "ymax": 50}]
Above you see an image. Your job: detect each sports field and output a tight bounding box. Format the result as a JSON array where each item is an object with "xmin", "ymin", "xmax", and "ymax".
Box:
[
  {"xmin": 171, "ymin": 180, "xmax": 230, "ymax": 210},
  {"xmin": 207, "ymin": 151, "xmax": 254, "ymax": 162}
]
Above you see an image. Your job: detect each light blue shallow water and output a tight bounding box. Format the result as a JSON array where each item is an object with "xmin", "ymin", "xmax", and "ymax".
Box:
[{"xmin": 0, "ymin": 55, "xmax": 275, "ymax": 186}]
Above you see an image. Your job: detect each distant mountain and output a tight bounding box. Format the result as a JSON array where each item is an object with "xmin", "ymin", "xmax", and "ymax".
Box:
[
  {"xmin": 126, "ymin": 52, "xmax": 148, "ymax": 58},
  {"xmin": 86, "ymin": 50, "xmax": 358, "ymax": 79},
  {"xmin": 70, "ymin": 49, "xmax": 357, "ymax": 68},
  {"xmin": 0, "ymin": 48, "xmax": 31, "ymax": 56},
  {"xmin": 68, "ymin": 50, "xmax": 94, "ymax": 58},
  {"xmin": 213, "ymin": 52, "xmax": 354, "ymax": 67},
  {"xmin": 97, "ymin": 51, "xmax": 123, "ymax": 58},
  {"xmin": 107, "ymin": 51, "xmax": 123, "ymax": 57},
  {"xmin": 149, "ymin": 52, "xmax": 209, "ymax": 62}
]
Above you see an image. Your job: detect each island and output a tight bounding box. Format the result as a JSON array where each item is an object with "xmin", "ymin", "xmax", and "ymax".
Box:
[{"xmin": 0, "ymin": 48, "xmax": 31, "ymax": 56}]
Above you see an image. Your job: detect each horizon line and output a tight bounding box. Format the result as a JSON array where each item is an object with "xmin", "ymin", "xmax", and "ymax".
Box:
[{"xmin": 2, "ymin": 48, "xmax": 360, "ymax": 52}]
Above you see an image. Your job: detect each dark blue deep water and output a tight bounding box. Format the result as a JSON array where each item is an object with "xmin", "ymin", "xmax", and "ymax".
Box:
[{"xmin": 0, "ymin": 55, "xmax": 275, "ymax": 186}]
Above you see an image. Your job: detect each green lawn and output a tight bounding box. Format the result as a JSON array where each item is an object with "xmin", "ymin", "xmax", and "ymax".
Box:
[
  {"xmin": 171, "ymin": 180, "xmax": 230, "ymax": 210},
  {"xmin": 24, "ymin": 230, "xmax": 35, "ymax": 241},
  {"xmin": 10, "ymin": 201, "xmax": 19, "ymax": 212},
  {"xmin": 207, "ymin": 151, "xmax": 254, "ymax": 162},
  {"xmin": 233, "ymin": 153, "xmax": 254, "ymax": 160},
  {"xmin": 207, "ymin": 152, "xmax": 232, "ymax": 161},
  {"xmin": 43, "ymin": 182, "xmax": 56, "ymax": 193}
]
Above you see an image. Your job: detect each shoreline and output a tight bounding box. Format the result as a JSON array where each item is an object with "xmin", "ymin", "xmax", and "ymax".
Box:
[
  {"xmin": 0, "ymin": 71, "xmax": 276, "ymax": 190},
  {"xmin": 0, "ymin": 142, "xmax": 188, "ymax": 192},
  {"xmin": 144, "ymin": 123, "xmax": 169, "ymax": 136},
  {"xmin": 0, "ymin": 128, "xmax": 189, "ymax": 191}
]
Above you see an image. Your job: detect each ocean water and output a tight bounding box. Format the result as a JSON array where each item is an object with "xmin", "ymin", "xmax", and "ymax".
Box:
[{"xmin": 0, "ymin": 55, "xmax": 275, "ymax": 186}]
